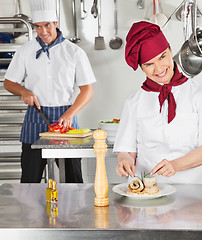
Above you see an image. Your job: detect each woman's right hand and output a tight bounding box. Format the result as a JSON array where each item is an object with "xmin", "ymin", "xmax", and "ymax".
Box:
[
  {"xmin": 116, "ymin": 152, "xmax": 136, "ymax": 177},
  {"xmin": 116, "ymin": 159, "xmax": 135, "ymax": 177}
]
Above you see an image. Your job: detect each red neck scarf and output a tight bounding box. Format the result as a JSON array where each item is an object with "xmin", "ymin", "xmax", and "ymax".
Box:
[{"xmin": 141, "ymin": 62, "xmax": 188, "ymax": 123}]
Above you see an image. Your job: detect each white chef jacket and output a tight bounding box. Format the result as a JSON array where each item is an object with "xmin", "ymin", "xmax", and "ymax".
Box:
[
  {"xmin": 113, "ymin": 78, "xmax": 202, "ymax": 184},
  {"xmin": 4, "ymin": 38, "xmax": 96, "ymax": 106}
]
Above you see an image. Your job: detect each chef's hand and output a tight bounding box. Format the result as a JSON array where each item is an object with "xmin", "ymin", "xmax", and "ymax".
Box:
[
  {"xmin": 58, "ymin": 110, "xmax": 73, "ymax": 128},
  {"xmin": 116, "ymin": 159, "xmax": 135, "ymax": 178},
  {"xmin": 21, "ymin": 88, "xmax": 40, "ymax": 109},
  {"xmin": 150, "ymin": 159, "xmax": 176, "ymax": 177},
  {"xmin": 116, "ymin": 152, "xmax": 136, "ymax": 178}
]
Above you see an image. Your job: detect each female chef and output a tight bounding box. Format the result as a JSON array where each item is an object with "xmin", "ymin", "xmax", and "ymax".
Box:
[
  {"xmin": 113, "ymin": 21, "xmax": 202, "ymax": 184},
  {"xmin": 4, "ymin": 0, "xmax": 96, "ymax": 183}
]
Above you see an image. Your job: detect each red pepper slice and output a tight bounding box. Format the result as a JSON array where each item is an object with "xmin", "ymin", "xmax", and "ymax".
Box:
[
  {"xmin": 48, "ymin": 122, "xmax": 74, "ymax": 133},
  {"xmin": 68, "ymin": 126, "xmax": 76, "ymax": 130}
]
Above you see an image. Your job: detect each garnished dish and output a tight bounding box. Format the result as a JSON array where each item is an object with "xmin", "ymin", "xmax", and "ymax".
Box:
[
  {"xmin": 112, "ymin": 181, "xmax": 176, "ymax": 200},
  {"xmin": 100, "ymin": 118, "xmax": 120, "ymax": 123}
]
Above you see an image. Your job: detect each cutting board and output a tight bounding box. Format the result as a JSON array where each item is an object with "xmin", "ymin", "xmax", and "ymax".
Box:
[{"xmin": 39, "ymin": 131, "xmax": 93, "ymax": 139}]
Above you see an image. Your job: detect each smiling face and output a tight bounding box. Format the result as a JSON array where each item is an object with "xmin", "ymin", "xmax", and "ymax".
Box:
[
  {"xmin": 34, "ymin": 21, "xmax": 58, "ymax": 45},
  {"xmin": 141, "ymin": 47, "xmax": 174, "ymax": 84}
]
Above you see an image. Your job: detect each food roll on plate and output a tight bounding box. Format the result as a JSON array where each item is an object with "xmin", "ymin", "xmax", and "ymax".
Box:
[{"xmin": 127, "ymin": 176, "xmax": 160, "ymax": 195}]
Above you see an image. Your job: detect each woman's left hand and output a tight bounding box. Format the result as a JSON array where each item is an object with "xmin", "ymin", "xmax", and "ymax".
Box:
[{"xmin": 150, "ymin": 159, "xmax": 176, "ymax": 177}]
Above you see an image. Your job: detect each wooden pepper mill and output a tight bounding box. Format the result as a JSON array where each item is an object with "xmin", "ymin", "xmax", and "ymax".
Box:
[{"xmin": 93, "ymin": 130, "xmax": 109, "ymax": 207}]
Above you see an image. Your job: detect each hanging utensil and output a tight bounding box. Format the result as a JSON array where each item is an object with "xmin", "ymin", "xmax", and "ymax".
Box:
[
  {"xmin": 56, "ymin": 0, "xmax": 61, "ymax": 28},
  {"xmin": 175, "ymin": 3, "xmax": 202, "ymax": 21},
  {"xmin": 163, "ymin": 0, "xmax": 186, "ymax": 28},
  {"xmin": 91, "ymin": 0, "xmax": 98, "ymax": 18},
  {"xmin": 173, "ymin": 0, "xmax": 202, "ymax": 76},
  {"xmin": 80, "ymin": 0, "xmax": 87, "ymax": 20},
  {"xmin": 69, "ymin": 0, "xmax": 81, "ymax": 44},
  {"xmin": 109, "ymin": 0, "xmax": 123, "ymax": 50},
  {"xmin": 137, "ymin": 0, "xmax": 144, "ymax": 9},
  {"xmin": 187, "ymin": 0, "xmax": 202, "ymax": 56},
  {"xmin": 94, "ymin": 0, "xmax": 105, "ymax": 50},
  {"xmin": 13, "ymin": 0, "xmax": 33, "ymax": 38},
  {"xmin": 173, "ymin": 40, "xmax": 202, "ymax": 77},
  {"xmin": 150, "ymin": 0, "xmax": 168, "ymax": 28}
]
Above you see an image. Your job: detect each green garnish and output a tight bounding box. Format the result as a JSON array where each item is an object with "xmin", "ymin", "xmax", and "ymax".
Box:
[{"xmin": 140, "ymin": 171, "xmax": 150, "ymax": 181}]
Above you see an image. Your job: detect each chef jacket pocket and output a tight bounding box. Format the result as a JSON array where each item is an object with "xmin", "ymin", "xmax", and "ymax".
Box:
[{"xmin": 168, "ymin": 112, "xmax": 198, "ymax": 147}]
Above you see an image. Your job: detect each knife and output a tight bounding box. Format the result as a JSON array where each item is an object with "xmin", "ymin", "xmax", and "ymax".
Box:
[{"xmin": 33, "ymin": 103, "xmax": 51, "ymax": 126}]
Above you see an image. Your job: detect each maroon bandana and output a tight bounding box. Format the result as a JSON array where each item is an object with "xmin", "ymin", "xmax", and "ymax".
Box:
[{"xmin": 141, "ymin": 62, "xmax": 188, "ymax": 123}]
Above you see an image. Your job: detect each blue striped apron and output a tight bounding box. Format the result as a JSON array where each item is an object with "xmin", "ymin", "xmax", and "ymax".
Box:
[{"xmin": 20, "ymin": 105, "xmax": 79, "ymax": 144}]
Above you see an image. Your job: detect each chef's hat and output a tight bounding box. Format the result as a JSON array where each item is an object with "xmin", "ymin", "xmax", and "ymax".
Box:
[
  {"xmin": 29, "ymin": 0, "xmax": 57, "ymax": 23},
  {"xmin": 125, "ymin": 21, "xmax": 170, "ymax": 71}
]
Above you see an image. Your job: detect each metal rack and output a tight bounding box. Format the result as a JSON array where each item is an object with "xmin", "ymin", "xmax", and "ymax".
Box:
[{"xmin": 0, "ymin": 17, "xmax": 30, "ymax": 181}]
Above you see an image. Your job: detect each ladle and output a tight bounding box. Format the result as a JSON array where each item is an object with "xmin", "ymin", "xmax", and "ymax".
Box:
[
  {"xmin": 91, "ymin": 0, "xmax": 98, "ymax": 18},
  {"xmin": 69, "ymin": 0, "xmax": 80, "ymax": 44},
  {"xmin": 188, "ymin": 0, "xmax": 202, "ymax": 56},
  {"xmin": 80, "ymin": 0, "xmax": 87, "ymax": 20},
  {"xmin": 109, "ymin": 0, "xmax": 123, "ymax": 50},
  {"xmin": 150, "ymin": 0, "xmax": 168, "ymax": 28}
]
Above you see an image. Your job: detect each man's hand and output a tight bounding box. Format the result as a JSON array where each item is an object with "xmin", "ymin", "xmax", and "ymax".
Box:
[
  {"xmin": 21, "ymin": 88, "xmax": 40, "ymax": 109},
  {"xmin": 150, "ymin": 159, "xmax": 176, "ymax": 177},
  {"xmin": 58, "ymin": 109, "xmax": 73, "ymax": 128},
  {"xmin": 4, "ymin": 79, "xmax": 40, "ymax": 109}
]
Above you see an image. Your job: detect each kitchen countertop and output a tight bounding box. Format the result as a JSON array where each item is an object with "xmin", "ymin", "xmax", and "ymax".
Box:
[
  {"xmin": 32, "ymin": 135, "xmax": 114, "ymax": 149},
  {"xmin": 32, "ymin": 136, "xmax": 115, "ymax": 182},
  {"xmin": 0, "ymin": 183, "xmax": 202, "ymax": 240}
]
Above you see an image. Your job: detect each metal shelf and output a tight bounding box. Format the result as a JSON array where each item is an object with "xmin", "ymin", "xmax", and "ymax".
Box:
[
  {"xmin": 0, "ymin": 112, "xmax": 25, "ymax": 124},
  {"xmin": 0, "ymin": 17, "xmax": 33, "ymax": 181},
  {"xmin": 0, "ymin": 86, "xmax": 13, "ymax": 95},
  {"xmin": 0, "ymin": 44, "xmax": 21, "ymax": 52},
  {"xmin": 0, "ymin": 58, "xmax": 12, "ymax": 65},
  {"xmin": 0, "ymin": 165, "xmax": 21, "ymax": 180},
  {"xmin": 0, "ymin": 27, "xmax": 29, "ymax": 33},
  {"xmin": 0, "ymin": 100, "xmax": 27, "ymax": 110},
  {"xmin": 0, "ymin": 17, "xmax": 33, "ymax": 41}
]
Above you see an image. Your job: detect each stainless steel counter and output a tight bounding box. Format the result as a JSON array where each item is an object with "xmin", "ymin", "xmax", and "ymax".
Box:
[
  {"xmin": 0, "ymin": 183, "xmax": 202, "ymax": 239},
  {"xmin": 32, "ymin": 137, "xmax": 115, "ymax": 182}
]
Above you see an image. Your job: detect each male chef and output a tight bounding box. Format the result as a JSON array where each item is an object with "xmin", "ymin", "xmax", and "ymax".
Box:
[{"xmin": 4, "ymin": 0, "xmax": 96, "ymax": 183}]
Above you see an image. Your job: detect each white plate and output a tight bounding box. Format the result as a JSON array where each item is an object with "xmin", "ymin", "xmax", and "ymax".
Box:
[{"xmin": 112, "ymin": 183, "xmax": 176, "ymax": 200}]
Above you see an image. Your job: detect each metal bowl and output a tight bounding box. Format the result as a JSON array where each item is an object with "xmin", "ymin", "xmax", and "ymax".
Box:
[{"xmin": 173, "ymin": 40, "xmax": 202, "ymax": 77}]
